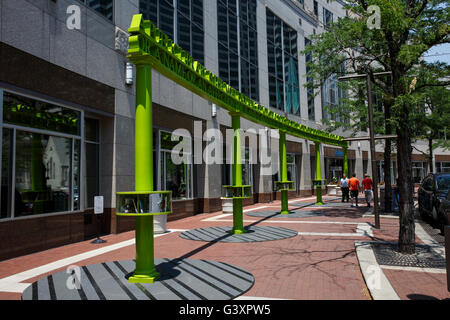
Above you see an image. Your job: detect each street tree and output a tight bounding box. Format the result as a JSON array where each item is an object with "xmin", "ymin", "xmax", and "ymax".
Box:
[
  {"xmin": 411, "ymin": 62, "xmax": 450, "ymax": 173},
  {"xmin": 303, "ymin": 0, "xmax": 449, "ymax": 253}
]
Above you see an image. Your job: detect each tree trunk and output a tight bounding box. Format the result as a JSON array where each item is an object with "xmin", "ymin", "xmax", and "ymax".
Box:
[
  {"xmin": 383, "ymin": 92, "xmax": 393, "ymax": 213},
  {"xmin": 384, "ymin": 139, "xmax": 392, "ymax": 212},
  {"xmin": 429, "ymin": 137, "xmax": 434, "ymax": 173},
  {"xmin": 396, "ymin": 130, "xmax": 415, "ymax": 254}
]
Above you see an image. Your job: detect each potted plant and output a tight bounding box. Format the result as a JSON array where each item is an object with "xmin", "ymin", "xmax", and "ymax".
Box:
[{"xmin": 327, "ymin": 177, "xmax": 339, "ymax": 195}]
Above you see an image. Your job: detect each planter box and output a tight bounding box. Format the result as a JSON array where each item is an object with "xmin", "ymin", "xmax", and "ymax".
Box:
[{"xmin": 327, "ymin": 185, "xmax": 341, "ymax": 196}]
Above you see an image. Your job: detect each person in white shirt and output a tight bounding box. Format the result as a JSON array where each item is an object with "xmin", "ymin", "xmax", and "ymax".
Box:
[{"xmin": 340, "ymin": 173, "xmax": 350, "ymax": 203}]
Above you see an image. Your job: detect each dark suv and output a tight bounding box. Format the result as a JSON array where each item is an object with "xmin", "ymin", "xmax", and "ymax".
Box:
[{"xmin": 418, "ymin": 173, "xmax": 450, "ymax": 232}]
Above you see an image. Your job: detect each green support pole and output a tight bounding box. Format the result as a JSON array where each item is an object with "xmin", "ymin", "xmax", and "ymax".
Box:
[
  {"xmin": 129, "ymin": 64, "xmax": 160, "ymax": 283},
  {"xmin": 280, "ymin": 132, "xmax": 290, "ymax": 214},
  {"xmin": 231, "ymin": 113, "xmax": 245, "ymax": 234},
  {"xmin": 315, "ymin": 142, "xmax": 324, "ymax": 205},
  {"xmin": 343, "ymin": 147, "xmax": 349, "ymax": 177}
]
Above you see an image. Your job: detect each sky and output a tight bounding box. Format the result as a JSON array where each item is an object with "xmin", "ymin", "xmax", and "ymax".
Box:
[{"xmin": 424, "ymin": 43, "xmax": 450, "ymax": 65}]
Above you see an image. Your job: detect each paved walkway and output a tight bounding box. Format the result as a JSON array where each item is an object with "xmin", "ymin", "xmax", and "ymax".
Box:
[{"xmin": 0, "ymin": 195, "xmax": 448, "ymax": 300}]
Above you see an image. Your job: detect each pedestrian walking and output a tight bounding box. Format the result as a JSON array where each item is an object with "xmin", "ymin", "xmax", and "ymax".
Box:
[
  {"xmin": 362, "ymin": 173, "xmax": 373, "ymax": 208},
  {"xmin": 348, "ymin": 173, "xmax": 360, "ymax": 207},
  {"xmin": 340, "ymin": 173, "xmax": 349, "ymax": 203}
]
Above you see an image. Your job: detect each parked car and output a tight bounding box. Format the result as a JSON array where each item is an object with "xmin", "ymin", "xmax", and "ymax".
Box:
[
  {"xmin": 437, "ymin": 189, "xmax": 450, "ymax": 233},
  {"xmin": 418, "ymin": 173, "xmax": 450, "ymax": 232}
]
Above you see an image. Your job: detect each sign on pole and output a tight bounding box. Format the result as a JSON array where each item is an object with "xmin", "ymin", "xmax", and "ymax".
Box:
[{"xmin": 94, "ymin": 196, "xmax": 104, "ymax": 215}]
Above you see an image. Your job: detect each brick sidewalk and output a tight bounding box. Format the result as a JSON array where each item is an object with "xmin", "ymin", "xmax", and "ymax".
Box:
[{"xmin": 0, "ymin": 195, "xmax": 448, "ymax": 300}]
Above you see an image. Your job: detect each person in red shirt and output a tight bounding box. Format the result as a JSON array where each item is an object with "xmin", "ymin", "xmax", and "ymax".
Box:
[
  {"xmin": 348, "ymin": 173, "xmax": 361, "ymax": 207},
  {"xmin": 362, "ymin": 173, "xmax": 374, "ymax": 208}
]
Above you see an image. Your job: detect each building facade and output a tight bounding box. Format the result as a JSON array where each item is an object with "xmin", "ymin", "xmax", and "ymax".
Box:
[{"xmin": 0, "ymin": 0, "xmax": 448, "ymax": 260}]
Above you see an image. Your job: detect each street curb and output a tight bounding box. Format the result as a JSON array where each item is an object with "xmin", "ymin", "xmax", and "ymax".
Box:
[
  {"xmin": 355, "ymin": 241, "xmax": 400, "ymax": 300},
  {"xmin": 362, "ymin": 214, "xmax": 399, "ymax": 219},
  {"xmin": 415, "ymin": 223, "xmax": 446, "ymax": 257}
]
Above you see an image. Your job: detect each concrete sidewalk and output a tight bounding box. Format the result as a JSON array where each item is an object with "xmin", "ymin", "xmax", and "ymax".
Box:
[{"xmin": 0, "ymin": 195, "xmax": 448, "ymax": 300}]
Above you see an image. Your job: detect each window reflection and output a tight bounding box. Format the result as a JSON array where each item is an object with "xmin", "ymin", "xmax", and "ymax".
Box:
[
  {"xmin": 160, "ymin": 131, "xmax": 193, "ymax": 200},
  {"xmin": 305, "ymin": 38, "xmax": 315, "ymax": 121},
  {"xmin": 1, "ymin": 129, "xmax": 12, "ymax": 219},
  {"xmin": 140, "ymin": 0, "xmax": 204, "ymax": 64},
  {"xmin": 1, "ymin": 91, "xmax": 83, "ymax": 220},
  {"xmin": 15, "ymin": 132, "xmax": 73, "ymax": 216},
  {"xmin": 266, "ymin": 10, "xmax": 299, "ymax": 114},
  {"xmin": 3, "ymin": 92, "xmax": 81, "ymax": 136},
  {"xmin": 218, "ymin": 0, "xmax": 258, "ymax": 101}
]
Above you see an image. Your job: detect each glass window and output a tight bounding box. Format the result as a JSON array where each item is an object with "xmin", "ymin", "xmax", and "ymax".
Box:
[
  {"xmin": 321, "ymin": 63, "xmax": 346, "ymax": 123},
  {"xmin": 1, "ymin": 129, "xmax": 12, "ymax": 219},
  {"xmin": 323, "ymin": 8, "xmax": 333, "ymax": 27},
  {"xmin": 243, "ymin": 147, "xmax": 253, "ymax": 188},
  {"xmin": 178, "ymin": 13, "xmax": 191, "ymax": 53},
  {"xmin": 3, "ymin": 92, "xmax": 81, "ymax": 136},
  {"xmin": 273, "ymin": 153, "xmax": 297, "ymax": 189},
  {"xmin": 412, "ymin": 162, "xmax": 427, "ymax": 184},
  {"xmin": 314, "ymin": 1, "xmax": 318, "ymax": 17},
  {"xmin": 1, "ymin": 91, "xmax": 82, "ymax": 220},
  {"xmin": 305, "ymin": 37, "xmax": 315, "ymax": 121},
  {"xmin": 14, "ymin": 132, "xmax": 73, "ymax": 217},
  {"xmin": 86, "ymin": 0, "xmax": 113, "ymax": 21},
  {"xmin": 266, "ymin": 9, "xmax": 299, "ymax": 114},
  {"xmin": 73, "ymin": 140, "xmax": 81, "ymax": 211},
  {"xmin": 139, "ymin": 0, "xmax": 204, "ymax": 64},
  {"xmin": 325, "ymin": 158, "xmax": 343, "ymax": 182},
  {"xmin": 77, "ymin": 0, "xmax": 113, "ymax": 21},
  {"xmin": 221, "ymin": 144, "xmax": 232, "ymax": 186},
  {"xmin": 217, "ymin": 0, "xmax": 258, "ymax": 101},
  {"xmin": 139, "ymin": 0, "xmax": 158, "ymax": 25},
  {"xmin": 160, "ymin": 131, "xmax": 193, "ymax": 200},
  {"xmin": 437, "ymin": 162, "xmax": 450, "ymax": 173}
]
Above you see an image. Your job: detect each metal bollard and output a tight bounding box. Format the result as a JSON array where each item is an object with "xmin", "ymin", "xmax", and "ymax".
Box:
[{"xmin": 446, "ymin": 225, "xmax": 450, "ymax": 292}]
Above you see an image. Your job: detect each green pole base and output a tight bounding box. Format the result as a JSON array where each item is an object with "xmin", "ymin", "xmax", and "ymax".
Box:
[
  {"xmin": 228, "ymin": 228, "xmax": 247, "ymax": 235},
  {"xmin": 128, "ymin": 271, "xmax": 161, "ymax": 284},
  {"xmin": 315, "ymin": 188, "xmax": 323, "ymax": 205},
  {"xmin": 280, "ymin": 189, "xmax": 290, "ymax": 216}
]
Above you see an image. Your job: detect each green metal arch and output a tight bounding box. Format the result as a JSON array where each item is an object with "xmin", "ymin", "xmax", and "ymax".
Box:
[{"xmin": 127, "ymin": 14, "xmax": 347, "ymax": 148}]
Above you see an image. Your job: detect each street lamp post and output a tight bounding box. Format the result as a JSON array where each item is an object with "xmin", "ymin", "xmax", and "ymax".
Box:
[{"xmin": 338, "ymin": 71, "xmax": 392, "ymax": 229}]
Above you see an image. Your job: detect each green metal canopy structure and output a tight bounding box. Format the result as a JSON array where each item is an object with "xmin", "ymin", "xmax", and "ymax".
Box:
[{"xmin": 117, "ymin": 14, "xmax": 349, "ymax": 283}]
